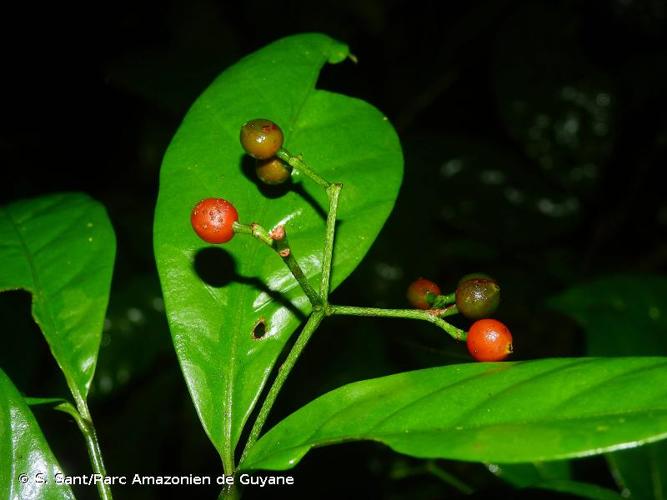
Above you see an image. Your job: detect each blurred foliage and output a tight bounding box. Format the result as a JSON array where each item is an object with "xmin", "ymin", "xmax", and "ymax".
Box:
[{"xmin": 1, "ymin": 0, "xmax": 666, "ymax": 497}]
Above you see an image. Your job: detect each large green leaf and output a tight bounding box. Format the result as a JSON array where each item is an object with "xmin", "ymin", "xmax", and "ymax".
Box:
[
  {"xmin": 550, "ymin": 275, "xmax": 667, "ymax": 499},
  {"xmin": 240, "ymin": 358, "xmax": 667, "ymax": 471},
  {"xmin": 0, "ymin": 193, "xmax": 116, "ymax": 405},
  {"xmin": 154, "ymin": 33, "xmax": 403, "ymax": 464},
  {"xmin": 0, "ymin": 369, "xmax": 75, "ymax": 499}
]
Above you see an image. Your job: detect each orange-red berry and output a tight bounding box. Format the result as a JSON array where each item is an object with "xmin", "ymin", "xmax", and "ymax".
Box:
[
  {"xmin": 466, "ymin": 319, "xmax": 513, "ymax": 362},
  {"xmin": 407, "ymin": 278, "xmax": 441, "ymax": 309},
  {"xmin": 191, "ymin": 198, "xmax": 238, "ymax": 244}
]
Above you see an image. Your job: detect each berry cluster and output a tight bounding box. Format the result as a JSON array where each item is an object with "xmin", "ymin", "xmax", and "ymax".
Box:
[
  {"xmin": 190, "ymin": 119, "xmax": 289, "ymax": 245},
  {"xmin": 240, "ymin": 118, "xmax": 292, "ymax": 185},
  {"xmin": 407, "ymin": 275, "xmax": 513, "ymax": 362},
  {"xmin": 190, "ymin": 117, "xmax": 514, "ymax": 364}
]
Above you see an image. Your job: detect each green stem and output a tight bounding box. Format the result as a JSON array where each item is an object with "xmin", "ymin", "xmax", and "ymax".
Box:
[
  {"xmin": 327, "ymin": 304, "xmax": 466, "ymax": 341},
  {"xmin": 435, "ymin": 304, "xmax": 459, "ymax": 318},
  {"xmin": 240, "ymin": 311, "xmax": 325, "ymax": 463},
  {"xmin": 273, "ymin": 229, "xmax": 322, "ymax": 307},
  {"xmin": 277, "ymin": 148, "xmax": 331, "ymax": 189},
  {"xmin": 56, "ymin": 401, "xmax": 112, "ymax": 500},
  {"xmin": 320, "ymin": 183, "xmax": 342, "ymax": 300},
  {"xmin": 234, "ymin": 222, "xmax": 321, "ymax": 306},
  {"xmin": 232, "ymin": 221, "xmax": 273, "ymax": 245},
  {"xmin": 430, "ymin": 292, "xmax": 456, "ymax": 308},
  {"xmin": 218, "ymin": 482, "xmax": 241, "ymax": 500},
  {"xmin": 221, "ymin": 451, "xmax": 235, "ymax": 489}
]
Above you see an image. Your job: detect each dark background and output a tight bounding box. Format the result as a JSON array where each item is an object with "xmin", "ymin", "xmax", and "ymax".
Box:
[{"xmin": 1, "ymin": 0, "xmax": 666, "ymax": 498}]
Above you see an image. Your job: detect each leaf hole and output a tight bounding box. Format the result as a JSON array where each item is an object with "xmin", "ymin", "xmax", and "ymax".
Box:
[{"xmin": 252, "ymin": 318, "xmax": 267, "ymax": 339}]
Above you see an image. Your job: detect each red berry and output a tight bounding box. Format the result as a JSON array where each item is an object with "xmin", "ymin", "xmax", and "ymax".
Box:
[
  {"xmin": 240, "ymin": 119, "xmax": 284, "ymax": 160},
  {"xmin": 466, "ymin": 319, "xmax": 513, "ymax": 362},
  {"xmin": 191, "ymin": 198, "xmax": 239, "ymax": 244},
  {"xmin": 407, "ymin": 278, "xmax": 441, "ymax": 309}
]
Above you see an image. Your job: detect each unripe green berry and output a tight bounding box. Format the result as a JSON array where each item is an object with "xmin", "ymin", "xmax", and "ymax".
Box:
[
  {"xmin": 455, "ymin": 276, "xmax": 500, "ymax": 319},
  {"xmin": 240, "ymin": 119, "xmax": 284, "ymax": 160},
  {"xmin": 256, "ymin": 158, "xmax": 291, "ymax": 185}
]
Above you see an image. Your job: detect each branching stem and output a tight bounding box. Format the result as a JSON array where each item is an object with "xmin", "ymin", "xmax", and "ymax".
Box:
[{"xmin": 233, "ymin": 222, "xmax": 321, "ymax": 306}]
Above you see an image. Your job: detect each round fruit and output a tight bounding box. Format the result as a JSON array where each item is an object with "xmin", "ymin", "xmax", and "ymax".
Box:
[
  {"xmin": 240, "ymin": 119, "xmax": 284, "ymax": 160},
  {"xmin": 466, "ymin": 319, "xmax": 513, "ymax": 362},
  {"xmin": 256, "ymin": 158, "xmax": 291, "ymax": 185},
  {"xmin": 407, "ymin": 278, "xmax": 441, "ymax": 310},
  {"xmin": 191, "ymin": 198, "xmax": 239, "ymax": 244},
  {"xmin": 456, "ymin": 276, "xmax": 500, "ymax": 319}
]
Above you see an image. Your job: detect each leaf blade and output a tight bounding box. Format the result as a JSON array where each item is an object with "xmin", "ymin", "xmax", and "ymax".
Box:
[
  {"xmin": 240, "ymin": 358, "xmax": 667, "ymax": 471},
  {"xmin": 0, "ymin": 193, "xmax": 116, "ymax": 404},
  {"xmin": 0, "ymin": 369, "xmax": 75, "ymax": 499},
  {"xmin": 154, "ymin": 33, "xmax": 403, "ymax": 463}
]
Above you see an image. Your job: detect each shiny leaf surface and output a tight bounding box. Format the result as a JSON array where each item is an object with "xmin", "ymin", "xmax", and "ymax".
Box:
[
  {"xmin": 0, "ymin": 193, "xmax": 116, "ymax": 405},
  {"xmin": 0, "ymin": 369, "xmax": 75, "ymax": 499},
  {"xmin": 154, "ymin": 33, "xmax": 402, "ymax": 463},
  {"xmin": 241, "ymin": 358, "xmax": 667, "ymax": 470}
]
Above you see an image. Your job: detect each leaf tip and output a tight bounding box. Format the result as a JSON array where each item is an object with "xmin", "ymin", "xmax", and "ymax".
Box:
[{"xmin": 326, "ymin": 39, "xmax": 350, "ymax": 64}]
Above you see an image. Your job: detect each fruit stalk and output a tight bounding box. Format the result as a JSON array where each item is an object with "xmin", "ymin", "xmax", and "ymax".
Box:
[
  {"xmin": 233, "ymin": 222, "xmax": 321, "ymax": 306},
  {"xmin": 320, "ymin": 183, "xmax": 342, "ymax": 300},
  {"xmin": 277, "ymin": 148, "xmax": 331, "ymax": 189},
  {"xmin": 327, "ymin": 304, "xmax": 466, "ymax": 340}
]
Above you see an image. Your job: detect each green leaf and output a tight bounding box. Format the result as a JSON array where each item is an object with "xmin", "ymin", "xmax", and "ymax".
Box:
[
  {"xmin": 550, "ymin": 274, "xmax": 667, "ymax": 499},
  {"xmin": 240, "ymin": 358, "xmax": 667, "ymax": 471},
  {"xmin": 549, "ymin": 274, "xmax": 667, "ymax": 356},
  {"xmin": 0, "ymin": 193, "xmax": 116, "ymax": 405},
  {"xmin": 154, "ymin": 33, "xmax": 403, "ymax": 464},
  {"xmin": 0, "ymin": 369, "xmax": 75, "ymax": 499}
]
